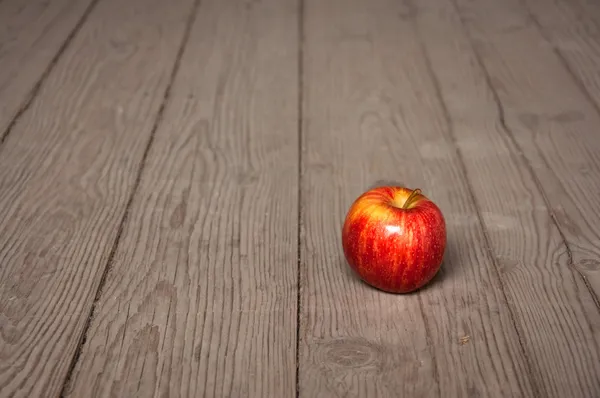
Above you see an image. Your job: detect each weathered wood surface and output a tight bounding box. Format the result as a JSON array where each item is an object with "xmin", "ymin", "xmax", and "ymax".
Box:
[
  {"xmin": 62, "ymin": 0, "xmax": 300, "ymax": 396},
  {"xmin": 455, "ymin": 0, "xmax": 600, "ymax": 298},
  {"xmin": 301, "ymin": 0, "xmax": 535, "ymax": 396},
  {"xmin": 416, "ymin": 0, "xmax": 600, "ymax": 396},
  {"xmin": 525, "ymin": 0, "xmax": 600, "ymax": 102},
  {"xmin": 0, "ymin": 0, "xmax": 196, "ymax": 395},
  {"xmin": 0, "ymin": 0, "xmax": 95, "ymax": 139},
  {"xmin": 1, "ymin": 0, "xmax": 600, "ymax": 396}
]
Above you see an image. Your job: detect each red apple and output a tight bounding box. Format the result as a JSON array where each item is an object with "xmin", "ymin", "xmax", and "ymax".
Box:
[{"xmin": 342, "ymin": 186, "xmax": 446, "ymax": 293}]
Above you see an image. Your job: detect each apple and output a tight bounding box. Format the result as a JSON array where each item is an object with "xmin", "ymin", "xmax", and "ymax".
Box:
[{"xmin": 341, "ymin": 186, "xmax": 446, "ymax": 293}]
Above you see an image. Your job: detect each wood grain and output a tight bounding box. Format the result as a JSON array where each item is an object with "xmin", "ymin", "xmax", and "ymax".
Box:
[
  {"xmin": 415, "ymin": 0, "xmax": 600, "ymax": 395},
  {"xmin": 0, "ymin": 0, "xmax": 95, "ymax": 138},
  {"xmin": 63, "ymin": 0, "xmax": 300, "ymax": 396},
  {"xmin": 523, "ymin": 0, "xmax": 600, "ymax": 106},
  {"xmin": 0, "ymin": 0, "xmax": 196, "ymax": 395},
  {"xmin": 452, "ymin": 0, "xmax": 600, "ymax": 301},
  {"xmin": 300, "ymin": 0, "xmax": 535, "ymax": 396}
]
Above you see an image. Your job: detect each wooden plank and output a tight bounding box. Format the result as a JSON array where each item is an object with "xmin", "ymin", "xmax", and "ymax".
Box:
[
  {"xmin": 0, "ymin": 0, "xmax": 196, "ymax": 395},
  {"xmin": 523, "ymin": 0, "xmax": 600, "ymax": 106},
  {"xmin": 415, "ymin": 0, "xmax": 600, "ymax": 396},
  {"xmin": 452, "ymin": 0, "xmax": 600, "ymax": 300},
  {"xmin": 300, "ymin": 0, "xmax": 535, "ymax": 396},
  {"xmin": 0, "ymin": 0, "xmax": 95, "ymax": 138},
  {"xmin": 63, "ymin": 0, "xmax": 299, "ymax": 396}
]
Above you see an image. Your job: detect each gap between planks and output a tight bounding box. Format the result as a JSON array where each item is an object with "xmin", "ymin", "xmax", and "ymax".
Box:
[
  {"xmin": 295, "ymin": 0, "xmax": 305, "ymax": 398},
  {"xmin": 0, "ymin": 0, "xmax": 100, "ymax": 146}
]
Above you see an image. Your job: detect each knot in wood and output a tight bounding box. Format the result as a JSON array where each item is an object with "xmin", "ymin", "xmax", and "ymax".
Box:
[{"xmin": 319, "ymin": 338, "xmax": 381, "ymax": 370}]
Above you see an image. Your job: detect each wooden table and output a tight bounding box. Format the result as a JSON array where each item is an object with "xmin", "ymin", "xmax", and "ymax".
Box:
[{"xmin": 1, "ymin": 0, "xmax": 599, "ymax": 396}]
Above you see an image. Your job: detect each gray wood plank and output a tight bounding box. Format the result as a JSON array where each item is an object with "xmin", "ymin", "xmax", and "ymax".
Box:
[
  {"xmin": 524, "ymin": 0, "xmax": 600, "ymax": 105},
  {"xmin": 525, "ymin": 0, "xmax": 600, "ymax": 301},
  {"xmin": 452, "ymin": 0, "xmax": 600, "ymax": 304},
  {"xmin": 63, "ymin": 0, "xmax": 299, "ymax": 396},
  {"xmin": 300, "ymin": 0, "xmax": 535, "ymax": 396},
  {"xmin": 0, "ymin": 0, "xmax": 196, "ymax": 395},
  {"xmin": 0, "ymin": 0, "xmax": 95, "ymax": 138},
  {"xmin": 415, "ymin": 0, "xmax": 600, "ymax": 395}
]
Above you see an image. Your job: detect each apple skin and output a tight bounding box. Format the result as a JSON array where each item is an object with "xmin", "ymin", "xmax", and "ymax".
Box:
[{"xmin": 342, "ymin": 186, "xmax": 446, "ymax": 293}]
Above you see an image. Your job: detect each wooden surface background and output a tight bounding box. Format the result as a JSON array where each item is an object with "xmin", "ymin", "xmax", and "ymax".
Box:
[{"xmin": 1, "ymin": 0, "xmax": 599, "ymax": 396}]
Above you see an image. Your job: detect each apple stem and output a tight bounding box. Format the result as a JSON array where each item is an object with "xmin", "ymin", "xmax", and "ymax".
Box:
[{"xmin": 403, "ymin": 188, "xmax": 422, "ymax": 209}]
